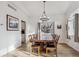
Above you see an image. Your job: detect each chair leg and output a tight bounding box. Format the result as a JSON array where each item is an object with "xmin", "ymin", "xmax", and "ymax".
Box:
[
  {"xmin": 56, "ymin": 49, "xmax": 57, "ymax": 57},
  {"xmin": 32, "ymin": 48, "xmax": 34, "ymax": 54},
  {"xmin": 46, "ymin": 48, "xmax": 48, "ymax": 57},
  {"xmin": 38, "ymin": 47, "xmax": 41, "ymax": 56}
]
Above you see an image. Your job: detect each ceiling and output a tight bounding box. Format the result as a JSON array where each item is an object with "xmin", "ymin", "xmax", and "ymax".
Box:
[
  {"xmin": 13, "ymin": 1, "xmax": 71, "ymax": 17},
  {"xmin": 12, "ymin": 1, "xmax": 71, "ymax": 26},
  {"xmin": 21, "ymin": 1, "xmax": 70, "ymax": 16}
]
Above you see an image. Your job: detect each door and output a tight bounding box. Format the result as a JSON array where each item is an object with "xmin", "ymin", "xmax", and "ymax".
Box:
[{"xmin": 21, "ymin": 20, "xmax": 26, "ymax": 44}]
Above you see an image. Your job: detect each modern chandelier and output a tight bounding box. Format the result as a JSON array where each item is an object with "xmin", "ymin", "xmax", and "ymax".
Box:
[{"xmin": 40, "ymin": 1, "xmax": 49, "ymax": 21}]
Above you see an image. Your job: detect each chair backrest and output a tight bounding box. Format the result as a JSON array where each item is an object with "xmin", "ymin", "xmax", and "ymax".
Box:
[
  {"xmin": 55, "ymin": 35, "xmax": 60, "ymax": 43},
  {"xmin": 46, "ymin": 34, "xmax": 60, "ymax": 47},
  {"xmin": 29, "ymin": 35, "xmax": 32, "ymax": 42},
  {"xmin": 54, "ymin": 35, "xmax": 60, "ymax": 47},
  {"xmin": 51, "ymin": 34, "xmax": 56, "ymax": 39}
]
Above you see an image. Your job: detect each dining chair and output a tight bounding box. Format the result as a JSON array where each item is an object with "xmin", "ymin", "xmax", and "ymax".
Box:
[
  {"xmin": 31, "ymin": 34, "xmax": 42, "ymax": 56},
  {"xmin": 31, "ymin": 44, "xmax": 41, "ymax": 56},
  {"xmin": 46, "ymin": 35, "xmax": 60, "ymax": 57}
]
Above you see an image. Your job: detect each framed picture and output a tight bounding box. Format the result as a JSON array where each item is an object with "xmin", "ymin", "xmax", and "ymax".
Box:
[
  {"xmin": 57, "ymin": 25, "xmax": 62, "ymax": 29},
  {"xmin": 6, "ymin": 15, "xmax": 19, "ymax": 31},
  {"xmin": 40, "ymin": 22, "xmax": 52, "ymax": 33}
]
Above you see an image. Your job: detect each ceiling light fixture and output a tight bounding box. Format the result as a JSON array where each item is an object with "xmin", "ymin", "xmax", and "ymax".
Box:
[{"xmin": 40, "ymin": 1, "xmax": 49, "ymax": 21}]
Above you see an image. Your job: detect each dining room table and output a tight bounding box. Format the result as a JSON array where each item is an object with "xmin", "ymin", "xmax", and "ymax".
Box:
[{"xmin": 30, "ymin": 39, "xmax": 55, "ymax": 45}]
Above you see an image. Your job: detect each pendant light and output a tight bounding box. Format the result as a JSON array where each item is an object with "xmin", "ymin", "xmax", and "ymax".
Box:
[{"xmin": 40, "ymin": 1, "xmax": 49, "ymax": 21}]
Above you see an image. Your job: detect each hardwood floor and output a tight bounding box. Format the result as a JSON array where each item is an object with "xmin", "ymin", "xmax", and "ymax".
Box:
[{"xmin": 2, "ymin": 43, "xmax": 79, "ymax": 57}]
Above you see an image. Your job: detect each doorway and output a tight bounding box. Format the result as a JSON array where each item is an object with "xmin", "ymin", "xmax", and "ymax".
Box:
[{"xmin": 21, "ymin": 20, "xmax": 26, "ymax": 45}]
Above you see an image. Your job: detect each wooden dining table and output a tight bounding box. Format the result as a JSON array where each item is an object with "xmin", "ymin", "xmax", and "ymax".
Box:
[{"xmin": 30, "ymin": 39, "xmax": 55, "ymax": 45}]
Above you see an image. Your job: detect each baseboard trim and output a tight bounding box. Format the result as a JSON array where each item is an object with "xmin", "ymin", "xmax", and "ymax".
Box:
[
  {"xmin": 0, "ymin": 48, "xmax": 7, "ymax": 56},
  {"xmin": 0, "ymin": 44, "xmax": 21, "ymax": 56}
]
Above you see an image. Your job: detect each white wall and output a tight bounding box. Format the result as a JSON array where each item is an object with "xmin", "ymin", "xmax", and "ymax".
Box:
[
  {"xmin": 0, "ymin": 1, "xmax": 32, "ymax": 56},
  {"xmin": 65, "ymin": 2, "xmax": 79, "ymax": 52},
  {"xmin": 54, "ymin": 15, "xmax": 66, "ymax": 43}
]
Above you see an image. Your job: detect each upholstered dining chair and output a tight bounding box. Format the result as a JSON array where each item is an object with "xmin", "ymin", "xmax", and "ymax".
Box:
[
  {"xmin": 46, "ymin": 35, "xmax": 60, "ymax": 57},
  {"xmin": 31, "ymin": 45, "xmax": 41, "ymax": 56},
  {"xmin": 30, "ymin": 34, "xmax": 42, "ymax": 56}
]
